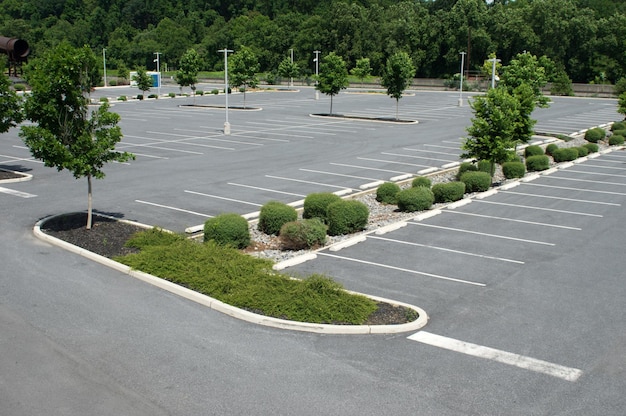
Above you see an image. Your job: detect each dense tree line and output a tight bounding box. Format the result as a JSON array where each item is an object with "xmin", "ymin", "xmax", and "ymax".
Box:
[{"xmin": 2, "ymin": 0, "xmax": 626, "ymax": 83}]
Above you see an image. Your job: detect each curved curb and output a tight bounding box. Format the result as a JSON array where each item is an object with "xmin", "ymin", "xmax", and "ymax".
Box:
[
  {"xmin": 33, "ymin": 215, "xmax": 428, "ymax": 335},
  {"xmin": 0, "ymin": 169, "xmax": 32, "ymax": 184},
  {"xmin": 309, "ymin": 113, "xmax": 419, "ymax": 124}
]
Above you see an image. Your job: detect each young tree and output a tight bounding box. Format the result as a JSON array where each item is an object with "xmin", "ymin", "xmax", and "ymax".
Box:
[
  {"xmin": 618, "ymin": 92, "xmax": 626, "ymax": 120},
  {"xmin": 381, "ymin": 52, "xmax": 415, "ymax": 120},
  {"xmin": 133, "ymin": 68, "xmax": 153, "ymax": 99},
  {"xmin": 0, "ymin": 64, "xmax": 23, "ymax": 133},
  {"xmin": 230, "ymin": 46, "xmax": 260, "ymax": 109},
  {"xmin": 350, "ymin": 57, "xmax": 372, "ymax": 88},
  {"xmin": 20, "ymin": 43, "xmax": 134, "ymax": 229},
  {"xmin": 316, "ymin": 52, "xmax": 349, "ymax": 115},
  {"xmin": 461, "ymin": 87, "xmax": 520, "ymax": 176},
  {"xmin": 175, "ymin": 48, "xmax": 201, "ymax": 98},
  {"xmin": 278, "ymin": 57, "xmax": 300, "ymax": 88}
]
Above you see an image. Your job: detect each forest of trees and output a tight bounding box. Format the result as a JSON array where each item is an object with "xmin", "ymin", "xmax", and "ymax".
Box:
[{"xmin": 2, "ymin": 0, "xmax": 626, "ymax": 84}]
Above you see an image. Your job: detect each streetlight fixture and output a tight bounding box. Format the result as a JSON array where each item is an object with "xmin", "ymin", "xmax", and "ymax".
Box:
[
  {"xmin": 488, "ymin": 56, "xmax": 501, "ymax": 89},
  {"xmin": 153, "ymin": 52, "xmax": 161, "ymax": 97},
  {"xmin": 458, "ymin": 51, "xmax": 466, "ymax": 107},
  {"xmin": 218, "ymin": 48, "xmax": 234, "ymax": 135},
  {"xmin": 103, "ymin": 48, "xmax": 107, "ymax": 87},
  {"xmin": 313, "ymin": 50, "xmax": 320, "ymax": 100},
  {"xmin": 289, "ymin": 48, "xmax": 294, "ymax": 88}
]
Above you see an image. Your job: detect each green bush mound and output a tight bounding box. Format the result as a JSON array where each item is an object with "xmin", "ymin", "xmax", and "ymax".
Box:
[
  {"xmin": 609, "ymin": 134, "xmax": 625, "ymax": 145},
  {"xmin": 545, "ymin": 143, "xmax": 559, "ymax": 156},
  {"xmin": 502, "ymin": 161, "xmax": 526, "ymax": 179},
  {"xmin": 583, "ymin": 143, "xmax": 599, "ymax": 153},
  {"xmin": 412, "ymin": 176, "xmax": 431, "ymax": 188},
  {"xmin": 612, "ymin": 129, "xmax": 626, "ymax": 138},
  {"xmin": 303, "ymin": 192, "xmax": 342, "ymax": 223},
  {"xmin": 611, "ymin": 122, "xmax": 626, "ymax": 131},
  {"xmin": 376, "ymin": 182, "xmax": 401, "ymax": 204},
  {"xmin": 584, "ymin": 127, "xmax": 606, "ymax": 143},
  {"xmin": 280, "ymin": 218, "xmax": 327, "ymax": 250},
  {"xmin": 456, "ymin": 162, "xmax": 478, "ymax": 180},
  {"xmin": 326, "ymin": 200, "xmax": 369, "ymax": 236},
  {"xmin": 204, "ymin": 213, "xmax": 251, "ymax": 249},
  {"xmin": 524, "ymin": 145, "xmax": 544, "ymax": 157},
  {"xmin": 258, "ymin": 201, "xmax": 297, "ymax": 235},
  {"xmin": 432, "ymin": 181, "xmax": 465, "ymax": 203},
  {"xmin": 551, "ymin": 147, "xmax": 579, "ymax": 162},
  {"xmin": 459, "ymin": 171, "xmax": 492, "ymax": 192},
  {"xmin": 116, "ymin": 230, "xmax": 377, "ymax": 324},
  {"xmin": 477, "ymin": 160, "xmax": 494, "ymax": 175},
  {"xmin": 396, "ymin": 186, "xmax": 435, "ymax": 212},
  {"xmin": 526, "ymin": 155, "xmax": 550, "ymax": 171},
  {"xmin": 574, "ymin": 146, "xmax": 589, "ymax": 157}
]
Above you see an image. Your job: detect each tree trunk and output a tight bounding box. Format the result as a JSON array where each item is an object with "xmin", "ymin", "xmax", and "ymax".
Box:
[
  {"xmin": 330, "ymin": 96, "xmax": 333, "ymax": 115},
  {"xmin": 86, "ymin": 173, "xmax": 93, "ymax": 230},
  {"xmin": 396, "ymin": 98, "xmax": 399, "ymax": 120}
]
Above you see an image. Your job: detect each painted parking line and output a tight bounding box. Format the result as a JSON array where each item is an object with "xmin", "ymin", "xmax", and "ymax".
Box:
[
  {"xmin": 408, "ymin": 331, "xmax": 583, "ymax": 382},
  {"xmin": 265, "ymin": 175, "xmax": 356, "ymax": 192},
  {"xmin": 521, "ymin": 182, "xmax": 626, "ymax": 197},
  {"xmin": 151, "ymin": 130, "xmax": 264, "ymax": 147},
  {"xmin": 408, "ymin": 222, "xmax": 555, "ymax": 246},
  {"xmin": 562, "ymin": 169, "xmax": 626, "ymax": 179},
  {"xmin": 135, "ymin": 200, "xmax": 212, "ymax": 217},
  {"xmin": 473, "ymin": 200, "xmax": 603, "ymax": 218},
  {"xmin": 381, "ymin": 152, "xmax": 455, "ymax": 164},
  {"xmin": 299, "ymin": 168, "xmax": 379, "ymax": 182},
  {"xmin": 500, "ymin": 190, "xmax": 621, "ymax": 206},
  {"xmin": 0, "ymin": 187, "xmax": 37, "ymax": 198},
  {"xmin": 402, "ymin": 147, "xmax": 460, "ymax": 157},
  {"xmin": 184, "ymin": 190, "xmax": 262, "ymax": 207},
  {"xmin": 442, "ymin": 210, "xmax": 581, "ymax": 230},
  {"xmin": 330, "ymin": 162, "xmax": 411, "ymax": 176},
  {"xmin": 544, "ymin": 175, "xmax": 626, "ymax": 187},
  {"xmin": 357, "ymin": 157, "xmax": 429, "ymax": 168},
  {"xmin": 227, "ymin": 183, "xmax": 305, "ymax": 198},
  {"xmin": 317, "ymin": 252, "xmax": 486, "ymax": 287}
]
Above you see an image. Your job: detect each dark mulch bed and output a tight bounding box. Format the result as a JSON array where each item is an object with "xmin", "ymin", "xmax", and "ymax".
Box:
[
  {"xmin": 40, "ymin": 212, "xmax": 415, "ymax": 326},
  {"xmin": 0, "ymin": 170, "xmax": 25, "ymax": 180}
]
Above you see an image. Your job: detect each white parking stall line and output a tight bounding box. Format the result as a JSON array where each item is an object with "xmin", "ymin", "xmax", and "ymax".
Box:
[
  {"xmin": 244, "ymin": 121, "xmax": 339, "ymax": 135},
  {"xmin": 232, "ymin": 133, "xmax": 291, "ymax": 142},
  {"xmin": 563, "ymin": 169, "xmax": 626, "ymax": 179},
  {"xmin": 184, "ymin": 190, "xmax": 263, "ymax": 207},
  {"xmin": 474, "ymin": 200, "xmax": 603, "ymax": 218},
  {"xmin": 577, "ymin": 163, "xmax": 626, "ymax": 171},
  {"xmin": 150, "ymin": 130, "xmax": 264, "ymax": 147},
  {"xmin": 317, "ymin": 252, "xmax": 486, "ymax": 287},
  {"xmin": 119, "ymin": 141, "xmax": 206, "ymax": 154},
  {"xmin": 265, "ymin": 175, "xmax": 356, "ymax": 191},
  {"xmin": 381, "ymin": 152, "xmax": 456, "ymax": 164},
  {"xmin": 0, "ymin": 153, "xmax": 43, "ymax": 165},
  {"xmin": 442, "ymin": 210, "xmax": 581, "ymax": 230},
  {"xmin": 357, "ymin": 157, "xmax": 429, "ymax": 168},
  {"xmin": 0, "ymin": 187, "xmax": 37, "ymax": 198},
  {"xmin": 408, "ymin": 331, "xmax": 583, "ymax": 382},
  {"xmin": 522, "ymin": 182, "xmax": 626, "ymax": 196},
  {"xmin": 423, "ymin": 144, "xmax": 460, "ymax": 150},
  {"xmin": 227, "ymin": 183, "xmax": 306, "ymax": 198},
  {"xmin": 403, "ymin": 147, "xmax": 460, "ymax": 157},
  {"xmin": 545, "ymin": 175, "xmax": 626, "ymax": 187},
  {"xmin": 409, "ymin": 222, "xmax": 555, "ymax": 246},
  {"xmin": 368, "ymin": 235, "xmax": 524, "ymax": 264},
  {"xmin": 500, "ymin": 190, "xmax": 621, "ymax": 206},
  {"xmin": 135, "ymin": 200, "xmax": 212, "ymax": 217},
  {"xmin": 128, "ymin": 152, "xmax": 169, "ymax": 160},
  {"xmin": 330, "ymin": 162, "xmax": 411, "ymax": 175},
  {"xmin": 299, "ymin": 168, "xmax": 379, "ymax": 182}
]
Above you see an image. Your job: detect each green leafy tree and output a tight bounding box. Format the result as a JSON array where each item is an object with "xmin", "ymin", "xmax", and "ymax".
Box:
[
  {"xmin": 277, "ymin": 57, "xmax": 300, "ymax": 88},
  {"xmin": 350, "ymin": 57, "xmax": 372, "ymax": 88},
  {"xmin": 0, "ymin": 65, "xmax": 23, "ymax": 133},
  {"xmin": 316, "ymin": 52, "xmax": 349, "ymax": 115},
  {"xmin": 230, "ymin": 46, "xmax": 260, "ymax": 109},
  {"xmin": 133, "ymin": 67, "xmax": 153, "ymax": 98},
  {"xmin": 381, "ymin": 52, "xmax": 415, "ymax": 120},
  {"xmin": 175, "ymin": 48, "xmax": 201, "ymax": 97},
  {"xmin": 618, "ymin": 92, "xmax": 626, "ymax": 120},
  {"xmin": 461, "ymin": 87, "xmax": 520, "ymax": 176},
  {"xmin": 19, "ymin": 43, "xmax": 134, "ymax": 229}
]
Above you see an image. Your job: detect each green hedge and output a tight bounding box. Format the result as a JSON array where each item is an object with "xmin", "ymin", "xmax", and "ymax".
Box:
[
  {"xmin": 524, "ymin": 145, "xmax": 544, "ymax": 157},
  {"xmin": 204, "ymin": 213, "xmax": 251, "ymax": 249},
  {"xmin": 456, "ymin": 162, "xmax": 478, "ymax": 180},
  {"xmin": 584, "ymin": 127, "xmax": 606, "ymax": 143},
  {"xmin": 412, "ymin": 176, "xmax": 432, "ymax": 188},
  {"xmin": 326, "ymin": 200, "xmax": 369, "ymax": 236},
  {"xmin": 551, "ymin": 148, "xmax": 579, "ymax": 162},
  {"xmin": 545, "ymin": 143, "xmax": 559, "ymax": 156},
  {"xmin": 280, "ymin": 218, "xmax": 327, "ymax": 250},
  {"xmin": 376, "ymin": 182, "xmax": 401, "ymax": 204},
  {"xmin": 609, "ymin": 134, "xmax": 625, "ymax": 145},
  {"xmin": 303, "ymin": 192, "xmax": 342, "ymax": 223},
  {"xmin": 502, "ymin": 161, "xmax": 526, "ymax": 179},
  {"xmin": 258, "ymin": 201, "xmax": 297, "ymax": 235},
  {"xmin": 583, "ymin": 143, "xmax": 599, "ymax": 153},
  {"xmin": 611, "ymin": 122, "xmax": 626, "ymax": 131},
  {"xmin": 612, "ymin": 129, "xmax": 626, "ymax": 137},
  {"xmin": 526, "ymin": 155, "xmax": 550, "ymax": 171},
  {"xmin": 396, "ymin": 186, "xmax": 435, "ymax": 212},
  {"xmin": 432, "ymin": 181, "xmax": 465, "ymax": 203},
  {"xmin": 459, "ymin": 171, "xmax": 492, "ymax": 192},
  {"xmin": 574, "ymin": 146, "xmax": 589, "ymax": 157},
  {"xmin": 477, "ymin": 160, "xmax": 493, "ymax": 174}
]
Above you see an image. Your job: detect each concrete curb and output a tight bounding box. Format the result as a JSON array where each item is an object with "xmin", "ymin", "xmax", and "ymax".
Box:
[
  {"xmin": 0, "ymin": 168, "xmax": 32, "ymax": 184},
  {"xmin": 33, "ymin": 215, "xmax": 428, "ymax": 335}
]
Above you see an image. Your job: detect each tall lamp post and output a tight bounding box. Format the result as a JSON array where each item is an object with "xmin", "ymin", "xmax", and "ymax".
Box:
[
  {"xmin": 458, "ymin": 51, "xmax": 466, "ymax": 107},
  {"xmin": 313, "ymin": 50, "xmax": 320, "ymax": 100},
  {"xmin": 103, "ymin": 48, "xmax": 107, "ymax": 87},
  {"xmin": 218, "ymin": 48, "xmax": 234, "ymax": 135},
  {"xmin": 289, "ymin": 48, "xmax": 294, "ymax": 88},
  {"xmin": 153, "ymin": 52, "xmax": 161, "ymax": 97},
  {"xmin": 488, "ymin": 56, "xmax": 501, "ymax": 89}
]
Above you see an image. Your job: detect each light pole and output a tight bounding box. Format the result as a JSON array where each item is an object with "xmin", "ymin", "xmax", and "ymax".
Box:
[
  {"xmin": 153, "ymin": 52, "xmax": 161, "ymax": 97},
  {"xmin": 289, "ymin": 48, "xmax": 294, "ymax": 88},
  {"xmin": 458, "ymin": 51, "xmax": 465, "ymax": 107},
  {"xmin": 488, "ymin": 57, "xmax": 501, "ymax": 89},
  {"xmin": 218, "ymin": 48, "xmax": 234, "ymax": 135},
  {"xmin": 102, "ymin": 48, "xmax": 107, "ymax": 87},
  {"xmin": 313, "ymin": 50, "xmax": 320, "ymax": 100}
]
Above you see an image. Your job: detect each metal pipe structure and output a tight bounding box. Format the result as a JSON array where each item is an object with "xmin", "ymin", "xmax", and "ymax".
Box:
[{"xmin": 0, "ymin": 36, "xmax": 30, "ymax": 76}]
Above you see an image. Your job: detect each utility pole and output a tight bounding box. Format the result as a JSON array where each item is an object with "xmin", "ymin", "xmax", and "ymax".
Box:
[
  {"xmin": 218, "ymin": 48, "xmax": 234, "ymax": 135},
  {"xmin": 313, "ymin": 50, "xmax": 320, "ymax": 100},
  {"xmin": 153, "ymin": 52, "xmax": 161, "ymax": 97},
  {"xmin": 458, "ymin": 51, "xmax": 466, "ymax": 107},
  {"xmin": 103, "ymin": 48, "xmax": 107, "ymax": 87}
]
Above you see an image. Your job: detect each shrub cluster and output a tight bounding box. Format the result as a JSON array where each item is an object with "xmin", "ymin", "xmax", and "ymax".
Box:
[
  {"xmin": 258, "ymin": 201, "xmax": 297, "ymax": 235},
  {"xmin": 545, "ymin": 143, "xmax": 559, "ymax": 156},
  {"xmin": 583, "ymin": 142, "xmax": 599, "ymax": 153},
  {"xmin": 502, "ymin": 161, "xmax": 526, "ymax": 179},
  {"xmin": 396, "ymin": 186, "xmax": 434, "ymax": 212},
  {"xmin": 326, "ymin": 200, "xmax": 369, "ymax": 236},
  {"xmin": 204, "ymin": 213, "xmax": 250, "ymax": 249},
  {"xmin": 609, "ymin": 134, "xmax": 625, "ymax": 145},
  {"xmin": 611, "ymin": 121, "xmax": 626, "ymax": 131},
  {"xmin": 574, "ymin": 146, "xmax": 588, "ymax": 157},
  {"xmin": 584, "ymin": 127, "xmax": 606, "ymax": 143},
  {"xmin": 459, "ymin": 171, "xmax": 492, "ymax": 192},
  {"xmin": 526, "ymin": 155, "xmax": 550, "ymax": 171},
  {"xmin": 432, "ymin": 181, "xmax": 465, "ymax": 203},
  {"xmin": 524, "ymin": 145, "xmax": 544, "ymax": 157},
  {"xmin": 456, "ymin": 162, "xmax": 478, "ymax": 180},
  {"xmin": 280, "ymin": 218, "xmax": 327, "ymax": 250},
  {"xmin": 612, "ymin": 129, "xmax": 626, "ymax": 138},
  {"xmin": 376, "ymin": 182, "xmax": 401, "ymax": 204},
  {"xmin": 303, "ymin": 192, "xmax": 341, "ymax": 223},
  {"xmin": 551, "ymin": 148, "xmax": 579, "ymax": 162},
  {"xmin": 412, "ymin": 176, "xmax": 431, "ymax": 188}
]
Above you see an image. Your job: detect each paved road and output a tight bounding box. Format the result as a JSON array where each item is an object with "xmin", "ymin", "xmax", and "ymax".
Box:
[{"xmin": 1, "ymin": 89, "xmax": 625, "ymax": 415}]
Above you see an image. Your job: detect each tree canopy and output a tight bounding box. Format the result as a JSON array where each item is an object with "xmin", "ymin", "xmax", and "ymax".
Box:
[{"xmin": 316, "ymin": 52, "xmax": 349, "ymax": 115}]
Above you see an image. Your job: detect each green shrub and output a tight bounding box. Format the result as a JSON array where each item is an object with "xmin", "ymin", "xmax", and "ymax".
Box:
[
  {"xmin": 148, "ymin": 93, "xmax": 158, "ymax": 99},
  {"xmin": 583, "ymin": 142, "xmax": 599, "ymax": 153},
  {"xmin": 168, "ymin": 92, "xmax": 176, "ymax": 98},
  {"xmin": 611, "ymin": 129, "xmax": 626, "ymax": 137},
  {"xmin": 456, "ymin": 162, "xmax": 478, "ymax": 180},
  {"xmin": 477, "ymin": 159, "xmax": 493, "ymax": 174},
  {"xmin": 524, "ymin": 145, "xmax": 544, "ymax": 157},
  {"xmin": 545, "ymin": 143, "xmax": 559, "ymax": 156},
  {"xmin": 326, "ymin": 200, "xmax": 369, "ymax": 236},
  {"xmin": 609, "ymin": 134, "xmax": 625, "ymax": 145},
  {"xmin": 99, "ymin": 96, "xmax": 109, "ymax": 103},
  {"xmin": 432, "ymin": 181, "xmax": 465, "ymax": 203},
  {"xmin": 412, "ymin": 176, "xmax": 431, "ymax": 188},
  {"xmin": 258, "ymin": 201, "xmax": 297, "ymax": 235},
  {"xmin": 136, "ymin": 94, "xmax": 144, "ymax": 100},
  {"xmin": 574, "ymin": 146, "xmax": 589, "ymax": 157},
  {"xmin": 108, "ymin": 79, "xmax": 118, "ymax": 86},
  {"xmin": 396, "ymin": 186, "xmax": 435, "ymax": 212},
  {"xmin": 118, "ymin": 95, "xmax": 127, "ymax": 101},
  {"xmin": 204, "ymin": 213, "xmax": 250, "ymax": 249},
  {"xmin": 303, "ymin": 192, "xmax": 342, "ymax": 222},
  {"xmin": 13, "ymin": 83, "xmax": 25, "ymax": 91},
  {"xmin": 211, "ymin": 89, "xmax": 219, "ymax": 95},
  {"xmin": 196, "ymin": 90, "xmax": 204, "ymax": 96},
  {"xmin": 279, "ymin": 218, "xmax": 327, "ymax": 250},
  {"xmin": 525, "ymin": 155, "xmax": 550, "ymax": 171},
  {"xmin": 611, "ymin": 121, "xmax": 626, "ymax": 131},
  {"xmin": 502, "ymin": 161, "xmax": 526, "ymax": 179},
  {"xmin": 459, "ymin": 171, "xmax": 492, "ymax": 192},
  {"xmin": 584, "ymin": 127, "xmax": 606, "ymax": 143},
  {"xmin": 551, "ymin": 148, "xmax": 579, "ymax": 162},
  {"xmin": 376, "ymin": 182, "xmax": 401, "ymax": 204}
]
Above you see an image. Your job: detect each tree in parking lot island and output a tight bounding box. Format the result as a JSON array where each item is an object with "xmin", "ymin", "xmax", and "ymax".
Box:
[
  {"xmin": 133, "ymin": 67, "xmax": 153, "ymax": 99},
  {"xmin": 230, "ymin": 46, "xmax": 260, "ymax": 109},
  {"xmin": 19, "ymin": 42, "xmax": 135, "ymax": 230},
  {"xmin": 350, "ymin": 57, "xmax": 372, "ymax": 88},
  {"xmin": 278, "ymin": 56, "xmax": 300, "ymax": 88},
  {"xmin": 618, "ymin": 92, "xmax": 626, "ymax": 120},
  {"xmin": 316, "ymin": 52, "xmax": 349, "ymax": 116},
  {"xmin": 175, "ymin": 48, "xmax": 201, "ymax": 99},
  {"xmin": 0, "ymin": 61, "xmax": 23, "ymax": 133},
  {"xmin": 381, "ymin": 51, "xmax": 415, "ymax": 120}
]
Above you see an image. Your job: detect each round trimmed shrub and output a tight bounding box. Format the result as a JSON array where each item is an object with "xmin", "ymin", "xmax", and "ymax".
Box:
[
  {"xmin": 612, "ymin": 129, "xmax": 626, "ymax": 137},
  {"xmin": 552, "ymin": 148, "xmax": 579, "ymax": 162},
  {"xmin": 584, "ymin": 127, "xmax": 606, "ymax": 143},
  {"xmin": 432, "ymin": 181, "xmax": 465, "ymax": 203},
  {"xmin": 524, "ymin": 145, "xmax": 544, "ymax": 157},
  {"xmin": 574, "ymin": 146, "xmax": 589, "ymax": 157},
  {"xmin": 609, "ymin": 134, "xmax": 625, "ymax": 145},
  {"xmin": 303, "ymin": 192, "xmax": 342, "ymax": 222},
  {"xmin": 611, "ymin": 121, "xmax": 626, "ymax": 131},
  {"xmin": 545, "ymin": 143, "xmax": 559, "ymax": 156},
  {"xmin": 459, "ymin": 171, "xmax": 492, "ymax": 192},
  {"xmin": 204, "ymin": 213, "xmax": 250, "ymax": 249},
  {"xmin": 526, "ymin": 155, "xmax": 550, "ymax": 171},
  {"xmin": 396, "ymin": 186, "xmax": 435, "ymax": 212},
  {"xmin": 376, "ymin": 182, "xmax": 401, "ymax": 204},
  {"xmin": 456, "ymin": 162, "xmax": 478, "ymax": 180},
  {"xmin": 279, "ymin": 218, "xmax": 327, "ymax": 250},
  {"xmin": 326, "ymin": 200, "xmax": 369, "ymax": 236},
  {"xmin": 502, "ymin": 161, "xmax": 526, "ymax": 179},
  {"xmin": 583, "ymin": 142, "xmax": 599, "ymax": 153},
  {"xmin": 258, "ymin": 201, "xmax": 297, "ymax": 235},
  {"xmin": 412, "ymin": 176, "xmax": 431, "ymax": 188}
]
